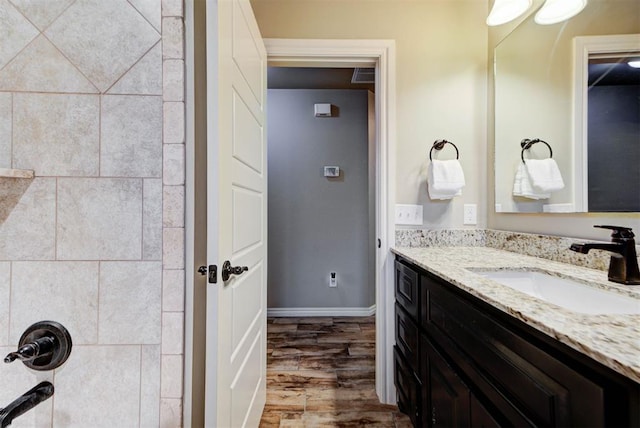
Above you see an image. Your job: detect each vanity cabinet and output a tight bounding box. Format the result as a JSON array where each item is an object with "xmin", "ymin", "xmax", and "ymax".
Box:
[{"xmin": 394, "ymin": 257, "xmax": 640, "ymax": 428}]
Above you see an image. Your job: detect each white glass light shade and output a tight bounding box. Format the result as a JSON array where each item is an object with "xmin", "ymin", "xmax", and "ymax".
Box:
[
  {"xmin": 487, "ymin": 0, "xmax": 533, "ymax": 26},
  {"xmin": 534, "ymin": 0, "xmax": 588, "ymax": 25}
]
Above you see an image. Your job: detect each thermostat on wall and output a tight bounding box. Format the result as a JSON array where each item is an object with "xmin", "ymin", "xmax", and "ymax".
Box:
[{"xmin": 324, "ymin": 166, "xmax": 340, "ymax": 177}]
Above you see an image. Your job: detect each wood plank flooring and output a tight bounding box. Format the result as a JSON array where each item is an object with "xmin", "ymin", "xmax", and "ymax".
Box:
[{"xmin": 260, "ymin": 316, "xmax": 413, "ymax": 427}]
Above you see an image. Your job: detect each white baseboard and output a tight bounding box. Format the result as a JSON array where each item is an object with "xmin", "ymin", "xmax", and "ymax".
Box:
[{"xmin": 267, "ymin": 305, "xmax": 376, "ymax": 318}]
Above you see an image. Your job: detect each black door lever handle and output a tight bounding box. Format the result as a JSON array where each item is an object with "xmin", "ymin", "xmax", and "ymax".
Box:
[{"xmin": 221, "ymin": 260, "xmax": 248, "ymax": 281}]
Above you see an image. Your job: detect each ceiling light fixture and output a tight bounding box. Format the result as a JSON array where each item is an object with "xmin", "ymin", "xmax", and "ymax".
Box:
[
  {"xmin": 486, "ymin": 0, "xmax": 532, "ymax": 26},
  {"xmin": 534, "ymin": 0, "xmax": 588, "ymax": 25}
]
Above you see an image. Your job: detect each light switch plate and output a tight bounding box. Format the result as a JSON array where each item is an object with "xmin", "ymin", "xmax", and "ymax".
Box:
[{"xmin": 395, "ymin": 204, "xmax": 423, "ymax": 225}]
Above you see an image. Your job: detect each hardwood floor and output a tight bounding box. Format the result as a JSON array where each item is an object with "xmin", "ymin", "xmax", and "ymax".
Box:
[{"xmin": 260, "ymin": 316, "xmax": 413, "ymax": 427}]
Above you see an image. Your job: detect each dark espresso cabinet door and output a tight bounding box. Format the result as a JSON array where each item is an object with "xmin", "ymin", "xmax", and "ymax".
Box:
[{"xmin": 421, "ymin": 335, "xmax": 471, "ymax": 428}]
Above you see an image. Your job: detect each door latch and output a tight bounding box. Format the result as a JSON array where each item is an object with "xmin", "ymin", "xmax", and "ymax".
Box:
[
  {"xmin": 197, "ymin": 265, "xmax": 218, "ymax": 284},
  {"xmin": 208, "ymin": 265, "xmax": 217, "ymax": 284}
]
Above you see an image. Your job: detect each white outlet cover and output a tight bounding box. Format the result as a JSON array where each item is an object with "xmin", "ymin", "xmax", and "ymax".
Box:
[{"xmin": 463, "ymin": 204, "xmax": 477, "ymax": 225}]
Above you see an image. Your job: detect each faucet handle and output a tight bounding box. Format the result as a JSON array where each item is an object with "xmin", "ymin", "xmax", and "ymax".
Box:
[{"xmin": 594, "ymin": 225, "xmax": 634, "ymax": 239}]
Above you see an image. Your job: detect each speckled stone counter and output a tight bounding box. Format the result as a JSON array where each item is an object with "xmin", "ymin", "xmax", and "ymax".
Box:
[{"xmin": 392, "ymin": 246, "xmax": 640, "ymax": 383}]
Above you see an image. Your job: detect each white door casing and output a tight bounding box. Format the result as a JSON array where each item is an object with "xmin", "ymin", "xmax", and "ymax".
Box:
[{"xmin": 205, "ymin": 0, "xmax": 267, "ymax": 426}]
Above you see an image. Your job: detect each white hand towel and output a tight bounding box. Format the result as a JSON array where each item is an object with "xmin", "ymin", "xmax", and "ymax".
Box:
[
  {"xmin": 513, "ymin": 162, "xmax": 550, "ymax": 200},
  {"xmin": 428, "ymin": 185, "xmax": 462, "ymax": 200},
  {"xmin": 428, "ymin": 160, "xmax": 465, "ymax": 200},
  {"xmin": 524, "ymin": 158, "xmax": 565, "ymax": 193}
]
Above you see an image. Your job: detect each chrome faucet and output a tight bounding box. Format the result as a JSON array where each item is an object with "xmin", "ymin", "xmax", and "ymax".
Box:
[{"xmin": 570, "ymin": 225, "xmax": 640, "ymax": 285}]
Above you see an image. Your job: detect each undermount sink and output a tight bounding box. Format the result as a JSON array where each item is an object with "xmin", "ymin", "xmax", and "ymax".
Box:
[{"xmin": 473, "ymin": 270, "xmax": 640, "ymax": 315}]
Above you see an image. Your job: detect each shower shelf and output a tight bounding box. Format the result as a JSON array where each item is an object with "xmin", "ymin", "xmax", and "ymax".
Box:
[{"xmin": 0, "ymin": 168, "xmax": 34, "ymax": 179}]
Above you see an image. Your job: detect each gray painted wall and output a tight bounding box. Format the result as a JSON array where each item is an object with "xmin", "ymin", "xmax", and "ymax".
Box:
[
  {"xmin": 267, "ymin": 89, "xmax": 373, "ymax": 309},
  {"xmin": 588, "ymin": 85, "xmax": 640, "ymax": 212}
]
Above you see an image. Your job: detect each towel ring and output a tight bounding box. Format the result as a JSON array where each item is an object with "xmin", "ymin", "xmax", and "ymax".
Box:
[
  {"xmin": 520, "ymin": 138, "xmax": 553, "ymax": 163},
  {"xmin": 429, "ymin": 139, "xmax": 459, "ymax": 161}
]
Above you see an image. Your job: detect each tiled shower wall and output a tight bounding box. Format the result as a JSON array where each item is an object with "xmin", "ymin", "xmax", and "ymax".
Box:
[{"xmin": 0, "ymin": 0, "xmax": 185, "ymax": 426}]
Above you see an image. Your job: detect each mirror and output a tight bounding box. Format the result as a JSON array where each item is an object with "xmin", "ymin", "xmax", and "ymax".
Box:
[{"xmin": 494, "ymin": 0, "xmax": 640, "ymax": 213}]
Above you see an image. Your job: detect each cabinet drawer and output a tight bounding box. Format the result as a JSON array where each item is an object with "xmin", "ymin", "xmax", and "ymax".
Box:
[
  {"xmin": 424, "ymin": 274, "xmax": 605, "ymax": 427},
  {"xmin": 394, "ymin": 346, "xmax": 421, "ymax": 427},
  {"xmin": 395, "ymin": 260, "xmax": 419, "ymax": 318},
  {"xmin": 396, "ymin": 303, "xmax": 419, "ymax": 372}
]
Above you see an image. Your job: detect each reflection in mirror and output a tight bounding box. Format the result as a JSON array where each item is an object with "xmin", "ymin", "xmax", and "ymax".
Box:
[
  {"xmin": 573, "ymin": 34, "xmax": 640, "ymax": 212},
  {"xmin": 494, "ymin": 0, "xmax": 640, "ymax": 213}
]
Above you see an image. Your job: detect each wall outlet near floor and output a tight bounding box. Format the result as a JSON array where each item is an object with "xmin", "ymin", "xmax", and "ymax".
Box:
[
  {"xmin": 329, "ymin": 272, "xmax": 337, "ymax": 287},
  {"xmin": 463, "ymin": 204, "xmax": 477, "ymax": 225},
  {"xmin": 395, "ymin": 204, "xmax": 423, "ymax": 225}
]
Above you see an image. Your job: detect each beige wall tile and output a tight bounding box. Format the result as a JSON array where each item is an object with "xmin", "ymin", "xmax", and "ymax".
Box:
[
  {"xmin": 163, "ymin": 59, "xmax": 184, "ymax": 101},
  {"xmin": 53, "ymin": 346, "xmax": 141, "ymax": 427},
  {"xmin": 45, "ymin": 0, "xmax": 160, "ymax": 92},
  {"xmin": 0, "ymin": 178, "xmax": 56, "ymax": 260},
  {"xmin": 161, "ymin": 312, "xmax": 183, "ymax": 355},
  {"xmin": 130, "ymin": 0, "xmax": 162, "ymax": 32},
  {"xmin": 163, "ymin": 185, "xmax": 184, "ymax": 227},
  {"xmin": 0, "ymin": 36, "xmax": 98, "ymax": 93},
  {"xmin": 160, "ymin": 398, "xmax": 183, "ymax": 428},
  {"xmin": 101, "ymin": 95, "xmax": 162, "ymax": 177},
  {"xmin": 144, "ymin": 179, "xmax": 163, "ymax": 260},
  {"xmin": 160, "ymin": 354, "xmax": 183, "ymax": 398},
  {"xmin": 141, "ymin": 345, "xmax": 162, "ymax": 427},
  {"xmin": 0, "ymin": 263, "xmax": 9, "ymax": 346},
  {"xmin": 108, "ymin": 42, "xmax": 162, "ymax": 95},
  {"xmin": 13, "ymin": 93, "xmax": 100, "ymax": 176},
  {"xmin": 162, "ymin": 269, "xmax": 185, "ymax": 312},
  {"xmin": 57, "ymin": 178, "xmax": 143, "ymax": 260},
  {"xmin": 163, "ymin": 144, "xmax": 185, "ymax": 185},
  {"xmin": 0, "ymin": 0, "xmax": 38, "ymax": 70},
  {"xmin": 0, "ymin": 93, "xmax": 10, "ymax": 168},
  {"xmin": 162, "ymin": 17, "xmax": 184, "ymax": 59},
  {"xmin": 10, "ymin": 261, "xmax": 99, "ymax": 344},
  {"xmin": 162, "ymin": 0, "xmax": 183, "ymax": 17},
  {"xmin": 99, "ymin": 261, "xmax": 162, "ymax": 344},
  {"xmin": 10, "ymin": 0, "xmax": 75, "ymax": 30},
  {"xmin": 163, "ymin": 102, "xmax": 185, "ymax": 144},
  {"xmin": 163, "ymin": 228, "xmax": 184, "ymax": 269}
]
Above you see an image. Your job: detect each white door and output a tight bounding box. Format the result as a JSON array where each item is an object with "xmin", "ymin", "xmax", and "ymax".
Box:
[{"xmin": 204, "ymin": 0, "xmax": 267, "ymax": 426}]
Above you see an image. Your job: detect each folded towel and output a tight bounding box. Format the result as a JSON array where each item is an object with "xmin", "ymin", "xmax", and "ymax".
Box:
[
  {"xmin": 428, "ymin": 185, "xmax": 462, "ymax": 200},
  {"xmin": 524, "ymin": 158, "xmax": 565, "ymax": 193},
  {"xmin": 513, "ymin": 162, "xmax": 550, "ymax": 200},
  {"xmin": 428, "ymin": 160, "xmax": 465, "ymax": 200}
]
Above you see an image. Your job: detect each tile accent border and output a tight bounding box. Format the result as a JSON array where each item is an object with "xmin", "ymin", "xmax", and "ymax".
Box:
[
  {"xmin": 161, "ymin": 0, "xmax": 186, "ymax": 427},
  {"xmin": 395, "ymin": 229, "xmax": 638, "ymax": 272}
]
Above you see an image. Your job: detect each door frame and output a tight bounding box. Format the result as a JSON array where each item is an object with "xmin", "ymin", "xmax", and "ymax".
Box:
[{"xmin": 265, "ymin": 38, "xmax": 397, "ymax": 404}]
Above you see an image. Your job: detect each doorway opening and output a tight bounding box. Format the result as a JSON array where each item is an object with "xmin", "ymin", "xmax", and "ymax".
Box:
[
  {"xmin": 266, "ymin": 66, "xmax": 376, "ymax": 316},
  {"xmin": 265, "ymin": 38, "xmax": 397, "ymax": 406}
]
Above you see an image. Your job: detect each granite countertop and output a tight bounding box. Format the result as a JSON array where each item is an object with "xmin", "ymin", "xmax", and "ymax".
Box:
[{"xmin": 392, "ymin": 246, "xmax": 640, "ymax": 383}]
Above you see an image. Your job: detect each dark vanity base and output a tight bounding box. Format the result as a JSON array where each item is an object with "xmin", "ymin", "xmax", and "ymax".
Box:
[{"xmin": 394, "ymin": 256, "xmax": 640, "ymax": 428}]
